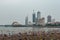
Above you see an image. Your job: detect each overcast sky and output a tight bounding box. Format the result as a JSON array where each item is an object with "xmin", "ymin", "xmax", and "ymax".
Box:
[{"xmin": 0, "ymin": 0, "xmax": 60, "ymax": 25}]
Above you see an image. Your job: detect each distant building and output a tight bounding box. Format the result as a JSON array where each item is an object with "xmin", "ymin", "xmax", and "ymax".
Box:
[
  {"xmin": 28, "ymin": 21, "xmax": 33, "ymax": 25},
  {"xmin": 52, "ymin": 19, "xmax": 55, "ymax": 23},
  {"xmin": 54, "ymin": 22, "xmax": 60, "ymax": 25},
  {"xmin": 37, "ymin": 11, "xmax": 41, "ymax": 21},
  {"xmin": 25, "ymin": 16, "xmax": 28, "ymax": 25},
  {"xmin": 35, "ymin": 18, "xmax": 38, "ymax": 25},
  {"xmin": 36, "ymin": 11, "xmax": 42, "ymax": 25},
  {"xmin": 32, "ymin": 10, "xmax": 36, "ymax": 24},
  {"xmin": 37, "ymin": 17, "xmax": 45, "ymax": 26},
  {"xmin": 47, "ymin": 15, "xmax": 51, "ymax": 23},
  {"xmin": 12, "ymin": 21, "xmax": 20, "ymax": 25}
]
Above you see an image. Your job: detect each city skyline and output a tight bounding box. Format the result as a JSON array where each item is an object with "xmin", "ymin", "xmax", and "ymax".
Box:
[{"xmin": 0, "ymin": 0, "xmax": 60, "ymax": 25}]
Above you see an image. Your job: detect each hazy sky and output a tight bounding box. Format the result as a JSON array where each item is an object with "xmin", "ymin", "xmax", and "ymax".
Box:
[{"xmin": 0, "ymin": 0, "xmax": 60, "ymax": 25}]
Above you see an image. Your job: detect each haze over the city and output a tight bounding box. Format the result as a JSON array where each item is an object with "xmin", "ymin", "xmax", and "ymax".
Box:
[{"xmin": 0, "ymin": 0, "xmax": 60, "ymax": 25}]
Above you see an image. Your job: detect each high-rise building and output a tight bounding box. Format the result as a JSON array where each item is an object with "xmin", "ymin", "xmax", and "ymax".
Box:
[
  {"xmin": 25, "ymin": 16, "xmax": 28, "ymax": 25},
  {"xmin": 37, "ymin": 11, "xmax": 41, "ymax": 20},
  {"xmin": 32, "ymin": 10, "xmax": 36, "ymax": 24},
  {"xmin": 36, "ymin": 17, "xmax": 45, "ymax": 26},
  {"xmin": 47, "ymin": 15, "xmax": 51, "ymax": 23}
]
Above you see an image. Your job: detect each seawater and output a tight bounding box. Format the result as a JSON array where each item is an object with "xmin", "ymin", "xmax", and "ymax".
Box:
[
  {"xmin": 0, "ymin": 27, "xmax": 33, "ymax": 34},
  {"xmin": 0, "ymin": 26, "xmax": 60, "ymax": 34}
]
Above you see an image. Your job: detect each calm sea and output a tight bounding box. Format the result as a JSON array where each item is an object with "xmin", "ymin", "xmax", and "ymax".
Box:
[{"xmin": 0, "ymin": 26, "xmax": 60, "ymax": 34}]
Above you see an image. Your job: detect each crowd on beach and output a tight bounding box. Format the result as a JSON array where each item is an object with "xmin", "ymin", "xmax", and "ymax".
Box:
[{"xmin": 0, "ymin": 30, "xmax": 60, "ymax": 40}]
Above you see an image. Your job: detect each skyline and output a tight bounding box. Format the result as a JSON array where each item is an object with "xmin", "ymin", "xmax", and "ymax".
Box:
[{"xmin": 0, "ymin": 0, "xmax": 60, "ymax": 25}]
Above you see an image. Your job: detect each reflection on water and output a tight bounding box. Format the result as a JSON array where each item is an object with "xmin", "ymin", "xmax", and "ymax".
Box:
[{"xmin": 0, "ymin": 26, "xmax": 60, "ymax": 34}]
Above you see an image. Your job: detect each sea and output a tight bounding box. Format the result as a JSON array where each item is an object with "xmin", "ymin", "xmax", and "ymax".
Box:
[{"xmin": 0, "ymin": 26, "xmax": 60, "ymax": 35}]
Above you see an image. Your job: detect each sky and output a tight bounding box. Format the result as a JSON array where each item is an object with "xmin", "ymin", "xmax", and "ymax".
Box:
[{"xmin": 0, "ymin": 0, "xmax": 60, "ymax": 25}]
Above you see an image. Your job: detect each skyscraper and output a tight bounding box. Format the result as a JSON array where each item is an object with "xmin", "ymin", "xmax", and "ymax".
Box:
[
  {"xmin": 37, "ymin": 11, "xmax": 41, "ymax": 20},
  {"xmin": 32, "ymin": 10, "xmax": 36, "ymax": 24},
  {"xmin": 47, "ymin": 15, "xmax": 51, "ymax": 23},
  {"xmin": 25, "ymin": 16, "xmax": 28, "ymax": 25}
]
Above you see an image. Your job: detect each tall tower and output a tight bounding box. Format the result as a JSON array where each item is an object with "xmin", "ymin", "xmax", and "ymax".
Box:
[
  {"xmin": 32, "ymin": 10, "xmax": 36, "ymax": 24},
  {"xmin": 25, "ymin": 16, "xmax": 28, "ymax": 25},
  {"xmin": 47, "ymin": 15, "xmax": 51, "ymax": 23},
  {"xmin": 37, "ymin": 11, "xmax": 41, "ymax": 20}
]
